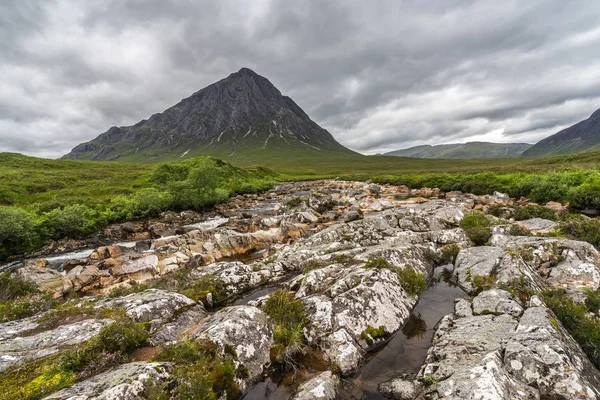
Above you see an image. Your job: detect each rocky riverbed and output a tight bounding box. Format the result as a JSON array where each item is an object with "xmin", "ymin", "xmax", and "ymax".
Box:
[{"xmin": 1, "ymin": 180, "xmax": 599, "ymax": 399}]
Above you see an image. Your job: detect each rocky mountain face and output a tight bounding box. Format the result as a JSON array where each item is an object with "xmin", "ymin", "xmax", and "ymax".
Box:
[
  {"xmin": 385, "ymin": 141, "xmax": 533, "ymax": 159},
  {"xmin": 523, "ymin": 108, "xmax": 600, "ymax": 157},
  {"xmin": 63, "ymin": 68, "xmax": 352, "ymax": 161},
  {"xmin": 3, "ymin": 181, "xmax": 600, "ymax": 399}
]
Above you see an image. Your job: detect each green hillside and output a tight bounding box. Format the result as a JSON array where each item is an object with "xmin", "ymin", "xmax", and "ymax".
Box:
[{"xmin": 385, "ymin": 142, "xmax": 533, "ymax": 159}]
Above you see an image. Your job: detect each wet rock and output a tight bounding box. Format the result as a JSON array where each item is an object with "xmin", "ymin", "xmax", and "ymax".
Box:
[
  {"xmin": 101, "ymin": 289, "xmax": 195, "ymax": 329},
  {"xmin": 43, "ymin": 362, "xmax": 172, "ymax": 400},
  {"xmin": 378, "ymin": 378, "xmax": 417, "ymax": 400},
  {"xmin": 292, "ymin": 371, "xmax": 338, "ymax": 400},
  {"xmin": 193, "ymin": 305, "xmax": 273, "ymax": 390},
  {"xmin": 472, "ymin": 289, "xmax": 523, "ymax": 317},
  {"xmin": 0, "ymin": 318, "xmax": 113, "ymax": 371}
]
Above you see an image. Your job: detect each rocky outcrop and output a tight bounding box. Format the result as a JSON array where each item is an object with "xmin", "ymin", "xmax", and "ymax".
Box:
[
  {"xmin": 0, "ymin": 318, "xmax": 113, "ymax": 372},
  {"xmin": 417, "ymin": 291, "xmax": 600, "ymax": 399},
  {"xmin": 99, "ymin": 289, "xmax": 196, "ymax": 330},
  {"xmin": 292, "ymin": 371, "xmax": 338, "ymax": 400},
  {"xmin": 43, "ymin": 362, "xmax": 172, "ymax": 400},
  {"xmin": 193, "ymin": 305, "xmax": 273, "ymax": 390}
]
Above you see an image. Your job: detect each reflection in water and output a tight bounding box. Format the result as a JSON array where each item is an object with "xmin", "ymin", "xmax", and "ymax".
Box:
[
  {"xmin": 337, "ymin": 278, "xmax": 465, "ymax": 399},
  {"xmin": 401, "ymin": 313, "xmax": 427, "ymax": 340}
]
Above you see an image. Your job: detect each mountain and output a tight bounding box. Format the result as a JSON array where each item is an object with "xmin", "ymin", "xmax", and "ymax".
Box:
[
  {"xmin": 384, "ymin": 142, "xmax": 533, "ymax": 159},
  {"xmin": 63, "ymin": 68, "xmax": 353, "ymax": 162},
  {"xmin": 522, "ymin": 109, "xmax": 600, "ymax": 157}
]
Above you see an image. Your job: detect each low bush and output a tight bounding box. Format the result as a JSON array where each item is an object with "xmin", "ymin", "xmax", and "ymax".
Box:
[
  {"xmin": 584, "ymin": 288, "xmax": 600, "ymax": 314},
  {"xmin": 0, "ymin": 272, "xmax": 38, "ymax": 301},
  {"xmin": 396, "ymin": 267, "xmax": 427, "ymax": 296},
  {"xmin": 286, "ymin": 197, "xmax": 307, "ymax": 208},
  {"xmin": 361, "ymin": 325, "xmax": 386, "ymax": 346},
  {"xmin": 0, "ymin": 295, "xmax": 58, "ymax": 323},
  {"xmin": 508, "ymin": 224, "xmax": 531, "ymax": 236},
  {"xmin": 460, "ymin": 211, "xmax": 493, "ymax": 246},
  {"xmin": 60, "ymin": 320, "xmax": 149, "ymax": 377},
  {"xmin": 149, "ymin": 340, "xmax": 240, "ymax": 400},
  {"xmin": 363, "ymin": 257, "xmax": 390, "ymax": 270},
  {"xmin": 40, "ymin": 204, "xmax": 98, "ymax": 240},
  {"xmin": 542, "ymin": 289, "xmax": 600, "ymax": 368},
  {"xmin": 264, "ymin": 289, "xmax": 308, "ymax": 369},
  {"xmin": 559, "ymin": 215, "xmax": 600, "ymax": 249},
  {"xmin": 513, "ymin": 205, "xmax": 557, "ymax": 221},
  {"xmin": 0, "ymin": 206, "xmax": 39, "ymax": 257},
  {"xmin": 471, "ymin": 274, "xmax": 496, "ymax": 294}
]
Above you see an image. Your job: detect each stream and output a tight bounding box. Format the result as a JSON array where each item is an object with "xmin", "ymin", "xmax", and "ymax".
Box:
[{"xmin": 243, "ymin": 269, "xmax": 464, "ymax": 399}]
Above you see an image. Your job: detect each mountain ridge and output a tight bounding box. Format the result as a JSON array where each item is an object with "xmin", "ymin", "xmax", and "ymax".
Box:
[
  {"xmin": 64, "ymin": 68, "xmax": 353, "ymax": 162},
  {"xmin": 522, "ymin": 108, "xmax": 600, "ymax": 157},
  {"xmin": 384, "ymin": 141, "xmax": 533, "ymax": 159}
]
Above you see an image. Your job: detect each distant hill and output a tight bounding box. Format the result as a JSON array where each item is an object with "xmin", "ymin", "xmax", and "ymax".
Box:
[
  {"xmin": 384, "ymin": 142, "xmax": 533, "ymax": 159},
  {"xmin": 63, "ymin": 68, "xmax": 354, "ymax": 162},
  {"xmin": 522, "ymin": 108, "xmax": 600, "ymax": 157}
]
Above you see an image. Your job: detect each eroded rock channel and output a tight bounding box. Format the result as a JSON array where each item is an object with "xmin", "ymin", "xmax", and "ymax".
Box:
[{"xmin": 2, "ymin": 180, "xmax": 600, "ymax": 399}]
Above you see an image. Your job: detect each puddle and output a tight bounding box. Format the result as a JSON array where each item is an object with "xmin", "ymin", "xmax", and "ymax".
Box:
[{"xmin": 337, "ymin": 278, "xmax": 465, "ymax": 399}]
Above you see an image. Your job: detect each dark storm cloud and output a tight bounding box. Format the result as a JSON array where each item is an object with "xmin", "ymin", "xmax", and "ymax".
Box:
[{"xmin": 2, "ymin": 0, "xmax": 600, "ymax": 157}]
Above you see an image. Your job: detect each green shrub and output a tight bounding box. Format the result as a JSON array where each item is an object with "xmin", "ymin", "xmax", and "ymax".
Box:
[
  {"xmin": 439, "ymin": 244, "xmax": 460, "ymax": 265},
  {"xmin": 569, "ymin": 178, "xmax": 600, "ymax": 210},
  {"xmin": 513, "ymin": 205, "xmax": 557, "ymax": 221},
  {"xmin": 396, "ymin": 267, "xmax": 427, "ymax": 296},
  {"xmin": 286, "ymin": 197, "xmax": 306, "ymax": 208},
  {"xmin": 264, "ymin": 289, "xmax": 308, "ymax": 369},
  {"xmin": 0, "ymin": 295, "xmax": 58, "ymax": 323},
  {"xmin": 508, "ymin": 224, "xmax": 531, "ymax": 236},
  {"xmin": 181, "ymin": 275, "xmax": 227, "ymax": 304},
  {"xmin": 460, "ymin": 211, "xmax": 493, "ymax": 246},
  {"xmin": 150, "ymin": 340, "xmax": 240, "ymax": 400},
  {"xmin": 361, "ymin": 325, "xmax": 386, "ymax": 346},
  {"xmin": 0, "ymin": 272, "xmax": 39, "ymax": 301},
  {"xmin": 302, "ymin": 259, "xmax": 325, "ymax": 273},
  {"xmin": 0, "ymin": 206, "xmax": 39, "ymax": 256},
  {"xmin": 471, "ymin": 274, "xmax": 496, "ymax": 294},
  {"xmin": 40, "ymin": 204, "xmax": 98, "ymax": 239},
  {"xmin": 559, "ymin": 216, "xmax": 600, "ymax": 249},
  {"xmin": 584, "ymin": 288, "xmax": 600, "ymax": 314},
  {"xmin": 60, "ymin": 320, "xmax": 149, "ymax": 375},
  {"xmin": 363, "ymin": 257, "xmax": 391, "ymax": 270},
  {"xmin": 542, "ymin": 289, "xmax": 600, "ymax": 367}
]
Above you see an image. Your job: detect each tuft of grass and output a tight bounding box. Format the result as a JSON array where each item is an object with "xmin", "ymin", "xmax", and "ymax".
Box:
[
  {"xmin": 149, "ymin": 339, "xmax": 241, "ymax": 400},
  {"xmin": 396, "ymin": 267, "xmax": 427, "ymax": 296},
  {"xmin": 107, "ymin": 281, "xmax": 149, "ymax": 298},
  {"xmin": 513, "ymin": 205, "xmax": 557, "ymax": 221},
  {"xmin": 363, "ymin": 257, "xmax": 390, "ymax": 270},
  {"xmin": 285, "ymin": 197, "xmax": 307, "ymax": 208},
  {"xmin": 360, "ymin": 325, "xmax": 386, "ymax": 346},
  {"xmin": 0, "ymin": 272, "xmax": 39, "ymax": 301},
  {"xmin": 302, "ymin": 260, "xmax": 325, "ymax": 274},
  {"xmin": 542, "ymin": 289, "xmax": 600, "ymax": 368},
  {"xmin": 471, "ymin": 274, "xmax": 496, "ymax": 294},
  {"xmin": 508, "ymin": 224, "xmax": 531, "ymax": 236},
  {"xmin": 584, "ymin": 288, "xmax": 600, "ymax": 314},
  {"xmin": 460, "ymin": 211, "xmax": 493, "ymax": 246},
  {"xmin": 263, "ymin": 289, "xmax": 308, "ymax": 369}
]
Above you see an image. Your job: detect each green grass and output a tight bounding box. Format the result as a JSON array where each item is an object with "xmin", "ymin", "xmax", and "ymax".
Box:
[{"xmin": 3, "ymin": 148, "xmax": 600, "ymax": 260}]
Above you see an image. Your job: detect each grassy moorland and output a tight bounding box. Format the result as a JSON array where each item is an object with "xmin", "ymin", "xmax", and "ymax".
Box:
[{"xmin": 1, "ymin": 149, "xmax": 600, "ymax": 260}]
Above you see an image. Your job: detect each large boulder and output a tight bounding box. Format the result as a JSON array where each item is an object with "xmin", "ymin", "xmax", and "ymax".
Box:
[
  {"xmin": 100, "ymin": 289, "xmax": 195, "ymax": 330},
  {"xmin": 0, "ymin": 318, "xmax": 112, "ymax": 371},
  {"xmin": 193, "ymin": 306, "xmax": 273, "ymax": 390},
  {"xmin": 43, "ymin": 362, "xmax": 171, "ymax": 400}
]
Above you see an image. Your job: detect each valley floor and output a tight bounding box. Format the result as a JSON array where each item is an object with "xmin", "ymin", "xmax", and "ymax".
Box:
[{"xmin": 2, "ymin": 180, "xmax": 600, "ymax": 399}]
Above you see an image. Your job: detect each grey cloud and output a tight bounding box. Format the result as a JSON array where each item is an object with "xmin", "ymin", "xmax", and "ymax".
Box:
[{"xmin": 1, "ymin": 0, "xmax": 600, "ymax": 157}]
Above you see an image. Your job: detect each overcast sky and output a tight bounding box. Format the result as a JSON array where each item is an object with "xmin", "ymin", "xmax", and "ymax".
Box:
[{"xmin": 2, "ymin": 0, "xmax": 600, "ymax": 158}]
